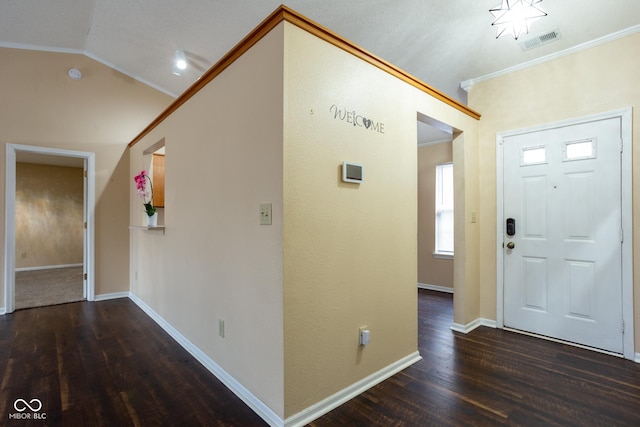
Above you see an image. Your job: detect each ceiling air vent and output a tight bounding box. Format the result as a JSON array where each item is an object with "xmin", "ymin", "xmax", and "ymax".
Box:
[{"xmin": 520, "ymin": 29, "xmax": 562, "ymax": 51}]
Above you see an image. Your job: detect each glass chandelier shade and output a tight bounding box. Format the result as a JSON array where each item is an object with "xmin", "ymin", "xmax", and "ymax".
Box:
[{"xmin": 490, "ymin": 0, "xmax": 547, "ymax": 40}]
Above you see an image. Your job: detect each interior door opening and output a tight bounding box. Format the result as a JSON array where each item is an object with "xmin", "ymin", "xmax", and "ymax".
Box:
[
  {"xmin": 4, "ymin": 144, "xmax": 95, "ymax": 314},
  {"xmin": 417, "ymin": 112, "xmax": 455, "ymax": 316}
]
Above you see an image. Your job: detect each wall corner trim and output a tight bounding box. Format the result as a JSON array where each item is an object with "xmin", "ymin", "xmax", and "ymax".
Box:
[
  {"xmin": 94, "ymin": 292, "xmax": 130, "ymax": 302},
  {"xmin": 451, "ymin": 318, "xmax": 497, "ymax": 334},
  {"xmin": 128, "ymin": 5, "xmax": 479, "ymax": 147},
  {"xmin": 127, "ymin": 293, "xmax": 284, "ymax": 427},
  {"xmin": 417, "ymin": 283, "xmax": 454, "ymax": 294},
  {"xmin": 284, "ymin": 351, "xmax": 422, "ymax": 427}
]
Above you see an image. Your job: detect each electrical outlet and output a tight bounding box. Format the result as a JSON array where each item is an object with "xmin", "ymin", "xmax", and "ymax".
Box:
[
  {"xmin": 20, "ymin": 252, "xmax": 27, "ymax": 259},
  {"xmin": 219, "ymin": 319, "xmax": 225, "ymax": 338},
  {"xmin": 260, "ymin": 203, "xmax": 272, "ymax": 225}
]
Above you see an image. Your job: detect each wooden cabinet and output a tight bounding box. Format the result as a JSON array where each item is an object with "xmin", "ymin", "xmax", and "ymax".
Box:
[{"xmin": 152, "ymin": 154, "xmax": 165, "ymax": 208}]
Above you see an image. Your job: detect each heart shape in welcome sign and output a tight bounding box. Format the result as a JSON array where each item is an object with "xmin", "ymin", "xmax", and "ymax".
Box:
[{"xmin": 363, "ymin": 118, "xmax": 372, "ymax": 129}]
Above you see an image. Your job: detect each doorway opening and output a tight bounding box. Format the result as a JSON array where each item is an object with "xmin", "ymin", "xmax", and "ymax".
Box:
[
  {"xmin": 417, "ymin": 113, "xmax": 455, "ymax": 311},
  {"xmin": 4, "ymin": 144, "xmax": 95, "ymax": 313},
  {"xmin": 417, "ymin": 116, "xmax": 454, "ymax": 293}
]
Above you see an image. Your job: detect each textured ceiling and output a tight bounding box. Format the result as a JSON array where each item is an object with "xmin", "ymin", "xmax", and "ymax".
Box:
[{"xmin": 2, "ymin": 0, "xmax": 640, "ymax": 143}]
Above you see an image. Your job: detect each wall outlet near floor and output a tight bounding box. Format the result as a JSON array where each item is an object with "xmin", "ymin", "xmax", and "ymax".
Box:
[
  {"xmin": 20, "ymin": 252, "xmax": 27, "ymax": 259},
  {"xmin": 260, "ymin": 203, "xmax": 272, "ymax": 225}
]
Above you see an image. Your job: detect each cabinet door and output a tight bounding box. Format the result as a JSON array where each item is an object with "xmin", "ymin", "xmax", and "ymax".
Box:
[{"xmin": 152, "ymin": 154, "xmax": 165, "ymax": 208}]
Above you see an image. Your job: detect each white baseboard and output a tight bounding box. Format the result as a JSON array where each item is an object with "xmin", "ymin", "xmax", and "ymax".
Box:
[
  {"xmin": 634, "ymin": 353, "xmax": 640, "ymax": 363},
  {"xmin": 127, "ymin": 293, "xmax": 284, "ymax": 427},
  {"xmin": 417, "ymin": 283, "xmax": 453, "ymax": 293},
  {"xmin": 94, "ymin": 291, "xmax": 130, "ymax": 302},
  {"xmin": 15, "ymin": 263, "xmax": 83, "ymax": 272},
  {"xmin": 127, "ymin": 292, "xmax": 423, "ymax": 427},
  {"xmin": 451, "ymin": 318, "xmax": 497, "ymax": 334},
  {"xmin": 284, "ymin": 351, "xmax": 422, "ymax": 427},
  {"xmin": 0, "ymin": 307, "xmax": 5, "ymax": 315}
]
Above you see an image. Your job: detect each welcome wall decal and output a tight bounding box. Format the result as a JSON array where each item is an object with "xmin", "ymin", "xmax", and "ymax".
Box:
[{"xmin": 329, "ymin": 105, "xmax": 385, "ymax": 134}]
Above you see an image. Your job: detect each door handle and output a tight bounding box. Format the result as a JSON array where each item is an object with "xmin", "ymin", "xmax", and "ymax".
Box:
[{"xmin": 506, "ymin": 242, "xmax": 515, "ymax": 249}]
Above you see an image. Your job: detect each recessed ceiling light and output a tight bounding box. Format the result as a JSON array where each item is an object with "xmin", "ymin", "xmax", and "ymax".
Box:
[{"xmin": 173, "ymin": 49, "xmax": 187, "ymax": 76}]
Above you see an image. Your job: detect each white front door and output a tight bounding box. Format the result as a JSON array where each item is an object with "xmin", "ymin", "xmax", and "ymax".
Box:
[{"xmin": 502, "ymin": 117, "xmax": 623, "ymax": 354}]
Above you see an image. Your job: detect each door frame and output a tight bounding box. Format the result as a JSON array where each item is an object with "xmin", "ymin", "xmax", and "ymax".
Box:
[
  {"xmin": 495, "ymin": 108, "xmax": 634, "ymax": 360},
  {"xmin": 4, "ymin": 143, "xmax": 95, "ymax": 313}
]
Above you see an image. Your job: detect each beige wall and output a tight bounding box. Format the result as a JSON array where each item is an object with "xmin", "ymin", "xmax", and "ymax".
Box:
[
  {"xmin": 129, "ymin": 16, "xmax": 480, "ymax": 423},
  {"xmin": 282, "ymin": 23, "xmax": 480, "ymax": 416},
  {"xmin": 417, "ymin": 142, "xmax": 454, "ymax": 289},
  {"xmin": 283, "ymin": 24, "xmax": 419, "ymax": 415},
  {"xmin": 0, "ymin": 48, "xmax": 171, "ymax": 305},
  {"xmin": 469, "ymin": 33, "xmax": 640, "ymax": 352},
  {"xmin": 129, "ymin": 25, "xmax": 286, "ymax": 416},
  {"xmin": 16, "ymin": 163, "xmax": 83, "ymax": 268},
  {"xmin": 282, "ymin": 18, "xmax": 481, "ymax": 411}
]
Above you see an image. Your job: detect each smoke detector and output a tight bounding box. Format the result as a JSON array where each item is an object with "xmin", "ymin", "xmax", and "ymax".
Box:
[{"xmin": 68, "ymin": 68, "xmax": 82, "ymax": 80}]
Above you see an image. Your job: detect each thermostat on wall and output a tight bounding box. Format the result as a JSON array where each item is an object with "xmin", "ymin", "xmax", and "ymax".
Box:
[{"xmin": 342, "ymin": 162, "xmax": 363, "ymax": 184}]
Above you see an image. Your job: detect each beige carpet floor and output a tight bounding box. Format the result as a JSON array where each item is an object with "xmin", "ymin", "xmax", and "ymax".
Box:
[{"xmin": 15, "ymin": 266, "xmax": 84, "ymax": 309}]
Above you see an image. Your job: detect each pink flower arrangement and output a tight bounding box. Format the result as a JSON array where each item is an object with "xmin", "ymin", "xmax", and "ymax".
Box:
[{"xmin": 134, "ymin": 170, "xmax": 156, "ymax": 216}]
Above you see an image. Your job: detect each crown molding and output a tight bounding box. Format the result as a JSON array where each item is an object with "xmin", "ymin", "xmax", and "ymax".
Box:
[
  {"xmin": 0, "ymin": 42, "xmax": 178, "ymax": 98},
  {"xmin": 461, "ymin": 24, "xmax": 640, "ymax": 92},
  {"xmin": 83, "ymin": 51, "xmax": 178, "ymax": 98},
  {"xmin": 0, "ymin": 41, "xmax": 82, "ymax": 54},
  {"xmin": 417, "ymin": 138, "xmax": 452, "ymax": 148}
]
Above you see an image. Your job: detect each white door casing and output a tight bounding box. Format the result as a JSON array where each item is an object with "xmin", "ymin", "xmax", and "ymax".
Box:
[
  {"xmin": 496, "ymin": 109, "xmax": 634, "ymax": 360},
  {"xmin": 4, "ymin": 144, "xmax": 95, "ymax": 314}
]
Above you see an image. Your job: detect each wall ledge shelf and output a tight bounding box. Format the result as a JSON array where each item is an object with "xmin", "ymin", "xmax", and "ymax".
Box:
[{"xmin": 130, "ymin": 225, "xmax": 165, "ymax": 234}]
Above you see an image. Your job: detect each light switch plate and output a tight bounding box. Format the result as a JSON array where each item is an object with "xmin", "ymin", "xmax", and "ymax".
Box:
[
  {"xmin": 260, "ymin": 203, "xmax": 272, "ymax": 225},
  {"xmin": 359, "ymin": 325, "xmax": 370, "ymax": 346}
]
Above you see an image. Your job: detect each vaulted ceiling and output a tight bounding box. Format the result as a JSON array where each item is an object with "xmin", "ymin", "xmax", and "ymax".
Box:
[{"xmin": 2, "ymin": 0, "xmax": 640, "ymax": 143}]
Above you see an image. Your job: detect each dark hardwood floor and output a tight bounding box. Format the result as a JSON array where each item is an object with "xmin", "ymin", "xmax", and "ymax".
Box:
[
  {"xmin": 0, "ymin": 298, "xmax": 266, "ymax": 426},
  {"xmin": 1, "ymin": 290, "xmax": 639, "ymax": 426},
  {"xmin": 311, "ymin": 290, "xmax": 640, "ymax": 426}
]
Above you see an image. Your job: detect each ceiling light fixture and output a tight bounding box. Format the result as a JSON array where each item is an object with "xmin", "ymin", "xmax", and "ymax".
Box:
[
  {"xmin": 173, "ymin": 49, "xmax": 188, "ymax": 76},
  {"xmin": 490, "ymin": 0, "xmax": 547, "ymax": 40}
]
